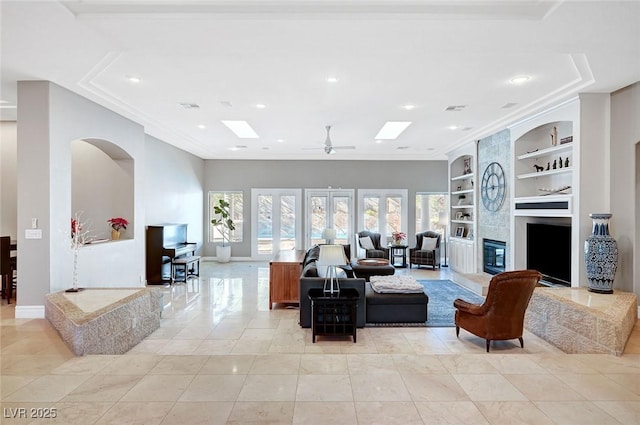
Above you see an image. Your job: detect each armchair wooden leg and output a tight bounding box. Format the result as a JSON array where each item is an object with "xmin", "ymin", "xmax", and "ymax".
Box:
[
  {"xmin": 455, "ymin": 326, "xmax": 460, "ymax": 337},
  {"xmin": 518, "ymin": 337, "xmax": 524, "ymax": 349},
  {"xmin": 486, "ymin": 339, "xmax": 491, "ymax": 352}
]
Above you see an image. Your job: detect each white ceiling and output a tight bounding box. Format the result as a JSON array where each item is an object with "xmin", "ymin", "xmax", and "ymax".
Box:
[{"xmin": 1, "ymin": 1, "xmax": 639, "ymax": 160}]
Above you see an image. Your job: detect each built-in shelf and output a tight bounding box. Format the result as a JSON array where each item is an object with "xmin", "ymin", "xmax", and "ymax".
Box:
[
  {"xmin": 452, "ymin": 204, "xmax": 474, "ymax": 209},
  {"xmin": 451, "ymin": 189, "xmax": 474, "ymax": 195},
  {"xmin": 517, "ymin": 143, "xmax": 573, "ymax": 160},
  {"xmin": 451, "ymin": 173, "xmax": 474, "ymax": 181},
  {"xmin": 451, "ymin": 219, "xmax": 473, "ymax": 224},
  {"xmin": 450, "ymin": 236, "xmax": 474, "ymax": 243},
  {"xmin": 517, "ymin": 167, "xmax": 572, "ymax": 180}
]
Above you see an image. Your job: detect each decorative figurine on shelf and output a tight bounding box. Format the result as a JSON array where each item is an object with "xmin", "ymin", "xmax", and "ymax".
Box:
[
  {"xmin": 551, "ymin": 126, "xmax": 558, "ymax": 146},
  {"xmin": 546, "ymin": 162, "xmax": 550, "ymax": 170},
  {"xmin": 564, "ymin": 157, "xmax": 569, "ymax": 167},
  {"xmin": 552, "ymin": 159, "xmax": 557, "ymax": 169},
  {"xmin": 533, "ymin": 164, "xmax": 544, "ymax": 172},
  {"xmin": 559, "ymin": 156, "xmax": 563, "ymax": 168}
]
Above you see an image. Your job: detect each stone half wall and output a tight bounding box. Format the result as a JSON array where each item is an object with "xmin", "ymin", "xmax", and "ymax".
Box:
[
  {"xmin": 524, "ymin": 287, "xmax": 637, "ymax": 356},
  {"xmin": 477, "ymin": 129, "xmax": 512, "ymax": 273},
  {"xmin": 45, "ymin": 288, "xmax": 163, "ymax": 355}
]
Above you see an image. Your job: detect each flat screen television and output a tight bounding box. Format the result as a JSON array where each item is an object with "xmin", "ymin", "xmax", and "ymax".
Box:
[{"xmin": 527, "ymin": 223, "xmax": 571, "ymax": 286}]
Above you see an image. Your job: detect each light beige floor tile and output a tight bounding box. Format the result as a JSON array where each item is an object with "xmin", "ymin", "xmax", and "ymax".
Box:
[
  {"xmin": 392, "ymin": 354, "xmax": 448, "ymax": 374},
  {"xmin": 239, "ymin": 328, "xmax": 276, "ymax": 341},
  {"xmin": 355, "ymin": 401, "xmax": 423, "ymax": 425},
  {"xmin": 351, "ymin": 373, "xmax": 411, "ymax": 401},
  {"xmin": 120, "ymin": 374, "xmax": 194, "ymax": 401},
  {"xmin": 157, "ymin": 339, "xmax": 203, "ymax": 355},
  {"xmin": 249, "ymin": 354, "xmax": 301, "ymax": 374},
  {"xmin": 574, "ymin": 354, "xmax": 640, "ymax": 374},
  {"xmin": 292, "ymin": 401, "xmax": 357, "ymax": 425},
  {"xmin": 346, "ymin": 353, "xmax": 397, "ymax": 375},
  {"xmin": 237, "ymin": 374, "xmax": 299, "ymax": 401},
  {"xmin": 146, "ymin": 326, "xmax": 183, "ymax": 340},
  {"xmin": 148, "ymin": 355, "xmax": 208, "ymax": 375},
  {"xmin": 125, "ymin": 339, "xmax": 170, "ymax": 354},
  {"xmin": 96, "ymin": 354, "xmax": 162, "ymax": 375},
  {"xmin": 62, "ymin": 375, "xmax": 143, "ymax": 402},
  {"xmin": 504, "ymin": 374, "xmax": 585, "ymax": 401},
  {"xmin": 453, "ymin": 374, "xmax": 527, "ymax": 401},
  {"xmin": 191, "ymin": 339, "xmax": 236, "ymax": 354},
  {"xmin": 414, "ymin": 401, "xmax": 491, "ymax": 425},
  {"xmin": 484, "ymin": 355, "xmax": 549, "ymax": 374},
  {"xmin": 438, "ymin": 355, "xmax": 499, "ymax": 374},
  {"xmin": 246, "ymin": 317, "xmax": 280, "ymax": 329},
  {"xmin": 231, "ymin": 339, "xmax": 272, "ymax": 354},
  {"xmin": 160, "ymin": 401, "xmax": 234, "ymax": 425},
  {"xmin": 605, "ymin": 373, "xmax": 640, "ymax": 396},
  {"xmin": 556, "ymin": 373, "xmax": 640, "ymax": 401},
  {"xmin": 401, "ymin": 373, "xmax": 469, "ymax": 401},
  {"xmin": 207, "ymin": 325, "xmax": 245, "ymax": 340},
  {"xmin": 295, "ymin": 374, "xmax": 352, "ymax": 402},
  {"xmin": 594, "ymin": 401, "xmax": 640, "ymax": 425},
  {"xmin": 198, "ymin": 355, "xmax": 255, "ymax": 374},
  {"xmin": 0, "ymin": 375, "xmax": 37, "ymax": 398},
  {"xmin": 529, "ymin": 354, "xmax": 599, "ymax": 374},
  {"xmin": 535, "ymin": 401, "xmax": 624, "ymax": 425},
  {"xmin": 475, "ymin": 401, "xmax": 556, "ymax": 425},
  {"xmin": 4, "ymin": 375, "xmax": 90, "ymax": 402},
  {"xmin": 179, "ymin": 374, "xmax": 246, "ymax": 402},
  {"xmin": 299, "ymin": 354, "xmax": 349, "ymax": 374},
  {"xmin": 173, "ymin": 326, "xmax": 214, "ymax": 340},
  {"xmin": 226, "ymin": 401, "xmax": 294, "ymax": 424},
  {"xmin": 50, "ymin": 355, "xmax": 119, "ymax": 375},
  {"xmin": 268, "ymin": 342, "xmax": 307, "ymax": 353},
  {"xmin": 1, "ymin": 354, "xmax": 72, "ymax": 375},
  {"xmin": 94, "ymin": 401, "xmax": 173, "ymax": 425}
]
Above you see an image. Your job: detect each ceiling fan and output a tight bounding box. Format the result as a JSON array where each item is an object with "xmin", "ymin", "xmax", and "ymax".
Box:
[{"xmin": 304, "ymin": 125, "xmax": 356, "ymax": 155}]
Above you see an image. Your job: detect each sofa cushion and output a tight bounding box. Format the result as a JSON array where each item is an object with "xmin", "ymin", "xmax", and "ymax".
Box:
[
  {"xmin": 421, "ymin": 237, "xmax": 437, "ymax": 250},
  {"xmin": 365, "ymin": 283, "xmax": 428, "ymax": 305},
  {"xmin": 303, "ymin": 245, "xmax": 320, "ymax": 267}
]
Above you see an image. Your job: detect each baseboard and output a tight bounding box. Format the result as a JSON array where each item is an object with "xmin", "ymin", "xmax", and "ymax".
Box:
[{"xmin": 15, "ymin": 305, "xmax": 45, "ymax": 319}]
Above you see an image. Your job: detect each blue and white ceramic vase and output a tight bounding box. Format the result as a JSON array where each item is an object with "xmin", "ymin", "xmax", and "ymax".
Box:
[{"xmin": 584, "ymin": 213, "xmax": 618, "ymax": 294}]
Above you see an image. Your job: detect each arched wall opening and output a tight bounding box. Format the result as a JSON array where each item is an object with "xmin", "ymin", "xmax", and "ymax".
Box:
[{"xmin": 71, "ymin": 139, "xmax": 134, "ymax": 241}]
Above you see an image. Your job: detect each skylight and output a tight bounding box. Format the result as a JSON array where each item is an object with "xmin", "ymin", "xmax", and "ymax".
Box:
[
  {"xmin": 375, "ymin": 121, "xmax": 412, "ymax": 140},
  {"xmin": 221, "ymin": 120, "xmax": 259, "ymax": 139}
]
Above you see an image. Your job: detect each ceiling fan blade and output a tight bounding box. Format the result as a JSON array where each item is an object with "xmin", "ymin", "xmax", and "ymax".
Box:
[
  {"xmin": 333, "ymin": 146, "xmax": 356, "ymax": 150},
  {"xmin": 302, "ymin": 146, "xmax": 324, "ymax": 150}
]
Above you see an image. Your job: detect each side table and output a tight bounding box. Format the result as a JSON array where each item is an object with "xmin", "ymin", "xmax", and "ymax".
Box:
[
  {"xmin": 308, "ymin": 288, "xmax": 359, "ymax": 343},
  {"xmin": 388, "ymin": 244, "xmax": 408, "ymax": 268}
]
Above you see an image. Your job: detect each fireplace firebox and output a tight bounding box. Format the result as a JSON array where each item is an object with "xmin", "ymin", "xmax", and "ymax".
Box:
[{"xmin": 483, "ymin": 239, "xmax": 506, "ymax": 275}]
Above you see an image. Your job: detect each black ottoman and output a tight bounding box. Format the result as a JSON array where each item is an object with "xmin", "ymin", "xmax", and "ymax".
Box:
[
  {"xmin": 350, "ymin": 260, "xmax": 395, "ymax": 282},
  {"xmin": 365, "ymin": 282, "xmax": 428, "ymax": 323}
]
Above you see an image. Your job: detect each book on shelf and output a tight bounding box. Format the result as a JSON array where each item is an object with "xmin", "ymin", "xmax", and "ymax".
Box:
[{"xmin": 560, "ymin": 136, "xmax": 573, "ymax": 144}]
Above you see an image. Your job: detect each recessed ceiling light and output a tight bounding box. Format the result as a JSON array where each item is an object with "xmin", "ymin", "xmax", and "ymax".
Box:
[
  {"xmin": 255, "ymin": 103, "xmax": 266, "ymax": 109},
  {"xmin": 221, "ymin": 120, "xmax": 259, "ymax": 139},
  {"xmin": 229, "ymin": 145, "xmax": 248, "ymax": 151},
  {"xmin": 403, "ymin": 104, "xmax": 415, "ymax": 110},
  {"xmin": 326, "ymin": 77, "xmax": 339, "ymax": 83},
  {"xmin": 126, "ymin": 75, "xmax": 140, "ymax": 83},
  {"xmin": 197, "ymin": 124, "xmax": 206, "ymax": 129},
  {"xmin": 396, "ymin": 146, "xmax": 409, "ymax": 150},
  {"xmin": 509, "ymin": 75, "xmax": 531, "ymax": 85},
  {"xmin": 375, "ymin": 139, "xmax": 383, "ymax": 144},
  {"xmin": 179, "ymin": 103, "xmax": 200, "ymax": 109},
  {"xmin": 375, "ymin": 121, "xmax": 412, "ymax": 140},
  {"xmin": 448, "ymin": 125, "xmax": 459, "ymax": 130},
  {"xmin": 276, "ymin": 139, "xmax": 285, "ymax": 143}
]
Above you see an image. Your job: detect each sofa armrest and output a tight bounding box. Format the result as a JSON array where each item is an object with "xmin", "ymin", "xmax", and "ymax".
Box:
[{"xmin": 453, "ymin": 298, "xmax": 484, "ymax": 316}]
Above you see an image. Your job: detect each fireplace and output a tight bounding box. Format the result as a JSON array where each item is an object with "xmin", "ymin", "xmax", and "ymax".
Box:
[{"xmin": 483, "ymin": 239, "xmax": 506, "ymax": 275}]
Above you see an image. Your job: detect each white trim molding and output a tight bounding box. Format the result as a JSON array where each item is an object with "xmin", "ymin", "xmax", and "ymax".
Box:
[{"xmin": 15, "ymin": 305, "xmax": 45, "ymax": 319}]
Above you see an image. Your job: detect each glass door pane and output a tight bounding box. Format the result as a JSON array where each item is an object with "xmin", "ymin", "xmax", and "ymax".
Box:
[
  {"xmin": 310, "ymin": 195, "xmax": 327, "ymax": 246},
  {"xmin": 257, "ymin": 194, "xmax": 273, "ymax": 255},
  {"xmin": 280, "ymin": 195, "xmax": 296, "ymax": 251},
  {"xmin": 386, "ymin": 196, "xmax": 402, "ymax": 236},
  {"xmin": 363, "ymin": 196, "xmax": 380, "ymax": 232},
  {"xmin": 333, "ymin": 196, "xmax": 351, "ymax": 245},
  {"xmin": 252, "ymin": 189, "xmax": 302, "ymax": 259}
]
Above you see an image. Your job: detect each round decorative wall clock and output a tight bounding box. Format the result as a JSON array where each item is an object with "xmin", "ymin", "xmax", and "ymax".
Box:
[{"xmin": 481, "ymin": 161, "xmax": 506, "ymax": 212}]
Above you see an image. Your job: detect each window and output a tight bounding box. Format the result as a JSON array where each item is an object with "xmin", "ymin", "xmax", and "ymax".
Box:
[
  {"xmin": 251, "ymin": 189, "xmax": 302, "ymax": 258},
  {"xmin": 209, "ymin": 191, "xmax": 243, "ymax": 243},
  {"xmin": 306, "ymin": 189, "xmax": 354, "ymax": 248},
  {"xmin": 358, "ymin": 189, "xmax": 408, "ymax": 241},
  {"xmin": 415, "ymin": 192, "xmax": 447, "ymax": 234}
]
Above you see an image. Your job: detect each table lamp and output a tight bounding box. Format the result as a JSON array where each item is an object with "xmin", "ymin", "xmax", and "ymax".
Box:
[
  {"xmin": 318, "ymin": 244, "xmax": 345, "ymax": 294},
  {"xmin": 322, "ymin": 228, "xmax": 336, "ymax": 244}
]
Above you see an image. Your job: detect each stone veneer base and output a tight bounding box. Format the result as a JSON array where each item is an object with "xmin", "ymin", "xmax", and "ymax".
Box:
[
  {"xmin": 524, "ymin": 287, "xmax": 637, "ymax": 356},
  {"xmin": 45, "ymin": 288, "xmax": 163, "ymax": 356}
]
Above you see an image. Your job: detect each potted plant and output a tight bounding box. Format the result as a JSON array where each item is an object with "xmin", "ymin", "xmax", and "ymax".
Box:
[
  {"xmin": 107, "ymin": 217, "xmax": 129, "ymax": 240},
  {"xmin": 211, "ymin": 199, "xmax": 236, "ymax": 262}
]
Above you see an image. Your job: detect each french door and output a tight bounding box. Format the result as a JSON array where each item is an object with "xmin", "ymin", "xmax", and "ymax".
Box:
[
  {"xmin": 251, "ymin": 189, "xmax": 302, "ymax": 259},
  {"xmin": 305, "ymin": 189, "xmax": 354, "ymax": 249}
]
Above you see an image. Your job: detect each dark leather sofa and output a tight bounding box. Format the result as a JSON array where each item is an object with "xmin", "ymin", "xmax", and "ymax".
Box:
[{"xmin": 299, "ymin": 245, "xmax": 366, "ymax": 328}]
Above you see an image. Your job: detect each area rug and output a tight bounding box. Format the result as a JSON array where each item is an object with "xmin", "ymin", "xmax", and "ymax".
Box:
[
  {"xmin": 420, "ymin": 279, "xmax": 485, "ymax": 327},
  {"xmin": 365, "ymin": 279, "xmax": 485, "ymax": 328}
]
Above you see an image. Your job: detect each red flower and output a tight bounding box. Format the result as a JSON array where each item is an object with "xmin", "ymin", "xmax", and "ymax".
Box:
[
  {"xmin": 107, "ymin": 217, "xmax": 129, "ymax": 231},
  {"xmin": 71, "ymin": 218, "xmax": 81, "ymax": 235}
]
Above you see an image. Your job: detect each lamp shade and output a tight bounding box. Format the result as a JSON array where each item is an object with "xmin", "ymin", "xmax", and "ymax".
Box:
[
  {"xmin": 317, "ymin": 244, "xmax": 346, "ymax": 266},
  {"xmin": 321, "ymin": 228, "xmax": 336, "ymax": 241},
  {"xmin": 438, "ymin": 212, "xmax": 449, "ymax": 226}
]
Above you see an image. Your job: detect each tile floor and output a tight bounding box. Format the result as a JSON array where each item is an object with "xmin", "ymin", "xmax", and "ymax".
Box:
[{"xmin": 1, "ymin": 261, "xmax": 640, "ymax": 424}]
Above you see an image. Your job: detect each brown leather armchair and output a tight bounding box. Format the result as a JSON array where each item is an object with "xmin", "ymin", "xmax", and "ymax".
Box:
[
  {"xmin": 356, "ymin": 231, "xmax": 389, "ymax": 259},
  {"xmin": 409, "ymin": 231, "xmax": 441, "ymax": 269},
  {"xmin": 454, "ymin": 270, "xmax": 541, "ymax": 352}
]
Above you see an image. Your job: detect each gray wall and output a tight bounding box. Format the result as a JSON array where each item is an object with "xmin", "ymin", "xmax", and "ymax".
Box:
[
  {"xmin": 0, "ymin": 121, "xmax": 17, "ymax": 239},
  {"xmin": 203, "ymin": 159, "xmax": 448, "ymax": 257},
  {"xmin": 477, "ymin": 129, "xmax": 512, "ymax": 271}
]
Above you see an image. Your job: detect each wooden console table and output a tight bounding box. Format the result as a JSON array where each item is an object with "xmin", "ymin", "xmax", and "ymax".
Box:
[{"xmin": 269, "ymin": 249, "xmax": 305, "ymax": 309}]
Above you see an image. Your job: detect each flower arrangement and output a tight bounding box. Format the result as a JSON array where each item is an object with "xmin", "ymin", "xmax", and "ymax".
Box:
[
  {"xmin": 392, "ymin": 231, "xmax": 406, "ymax": 244},
  {"xmin": 71, "ymin": 218, "xmax": 81, "ymax": 237},
  {"xmin": 107, "ymin": 217, "xmax": 129, "ymax": 231}
]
